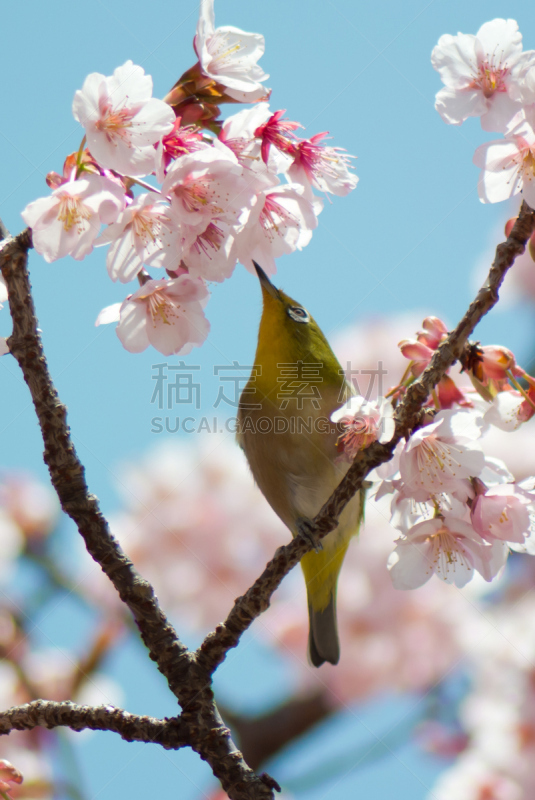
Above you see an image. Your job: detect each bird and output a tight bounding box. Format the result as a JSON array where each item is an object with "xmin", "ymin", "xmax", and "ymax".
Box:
[{"xmin": 237, "ymin": 262, "xmax": 365, "ymax": 667}]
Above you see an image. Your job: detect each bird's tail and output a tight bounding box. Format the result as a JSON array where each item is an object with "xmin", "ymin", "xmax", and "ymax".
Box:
[
  {"xmin": 308, "ymin": 594, "xmax": 340, "ymax": 667},
  {"xmin": 302, "ymin": 486, "xmax": 367, "ymax": 667},
  {"xmin": 301, "ymin": 544, "xmax": 347, "ymax": 667}
]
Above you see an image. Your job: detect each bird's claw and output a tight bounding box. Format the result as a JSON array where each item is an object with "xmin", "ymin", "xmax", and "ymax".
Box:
[{"xmin": 296, "ymin": 517, "xmax": 323, "ymax": 553}]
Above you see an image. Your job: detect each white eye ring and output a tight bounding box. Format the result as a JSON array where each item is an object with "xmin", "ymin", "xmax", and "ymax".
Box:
[{"xmin": 287, "ymin": 306, "xmax": 310, "ymax": 323}]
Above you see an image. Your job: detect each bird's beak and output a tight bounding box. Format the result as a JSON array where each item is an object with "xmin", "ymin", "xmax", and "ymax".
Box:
[{"xmin": 253, "ymin": 261, "xmax": 280, "ymax": 300}]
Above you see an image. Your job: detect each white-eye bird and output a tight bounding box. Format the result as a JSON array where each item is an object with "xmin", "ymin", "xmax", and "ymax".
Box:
[{"xmin": 238, "ymin": 263, "xmax": 364, "ymax": 666}]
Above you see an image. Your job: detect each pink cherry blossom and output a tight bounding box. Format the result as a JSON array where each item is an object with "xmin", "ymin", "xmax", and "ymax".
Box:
[
  {"xmin": 0, "ymin": 759, "xmax": 23, "ymax": 796},
  {"xmin": 176, "ymin": 219, "xmax": 238, "ymax": 282},
  {"xmin": 471, "ymin": 483, "xmax": 534, "ymax": 544},
  {"xmin": 21, "ymin": 175, "xmax": 124, "ymax": 262},
  {"xmin": 288, "ymin": 133, "xmax": 358, "ymax": 196},
  {"xmin": 72, "ymin": 61, "xmax": 175, "ymax": 177},
  {"xmin": 331, "ymin": 396, "xmax": 394, "ymax": 462},
  {"xmin": 474, "ymin": 118, "xmax": 535, "ymax": 205},
  {"xmin": 103, "ymin": 276, "xmax": 210, "ymax": 356},
  {"xmin": 95, "ymin": 193, "xmax": 178, "ymax": 283},
  {"xmin": 484, "ymin": 390, "xmax": 534, "ymax": 431},
  {"xmin": 432, "ymin": 19, "xmax": 535, "ymax": 132},
  {"xmin": 478, "ymin": 345, "xmax": 517, "ymax": 381},
  {"xmin": 235, "ymin": 184, "xmax": 322, "ymax": 275},
  {"xmin": 218, "ymin": 104, "xmax": 291, "ymax": 177},
  {"xmin": 194, "ymin": 0, "xmax": 269, "ymax": 102},
  {"xmin": 254, "ymin": 109, "xmax": 301, "ymax": 164},
  {"xmin": 399, "ymin": 409, "xmax": 485, "ymax": 497},
  {"xmin": 388, "ymin": 516, "xmax": 508, "ymax": 589},
  {"xmin": 154, "ymin": 117, "xmax": 206, "ymax": 182},
  {"xmin": 162, "ymin": 147, "xmax": 255, "ymax": 230}
]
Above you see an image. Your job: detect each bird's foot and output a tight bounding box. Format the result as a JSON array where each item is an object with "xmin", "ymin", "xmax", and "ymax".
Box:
[{"xmin": 296, "ymin": 517, "xmax": 323, "ymax": 553}]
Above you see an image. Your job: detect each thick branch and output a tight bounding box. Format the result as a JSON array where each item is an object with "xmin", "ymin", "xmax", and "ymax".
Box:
[
  {"xmin": 0, "ymin": 701, "xmax": 189, "ymax": 749},
  {"xmin": 0, "ymin": 227, "xmax": 276, "ymax": 800},
  {"xmin": 197, "ymin": 200, "xmax": 535, "ymax": 675},
  {"xmin": 0, "ymin": 229, "xmax": 191, "ymax": 700}
]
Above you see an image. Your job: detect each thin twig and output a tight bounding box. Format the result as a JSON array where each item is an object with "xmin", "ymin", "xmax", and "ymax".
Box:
[{"xmin": 196, "ymin": 200, "xmax": 535, "ymax": 676}]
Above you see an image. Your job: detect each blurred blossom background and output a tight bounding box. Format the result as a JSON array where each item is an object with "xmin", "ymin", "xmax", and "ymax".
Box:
[{"xmin": 2, "ymin": 0, "xmax": 535, "ymax": 798}]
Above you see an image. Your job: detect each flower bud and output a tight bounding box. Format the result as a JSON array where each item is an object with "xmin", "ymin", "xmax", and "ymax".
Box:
[{"xmin": 505, "ymin": 217, "xmax": 517, "ymax": 238}]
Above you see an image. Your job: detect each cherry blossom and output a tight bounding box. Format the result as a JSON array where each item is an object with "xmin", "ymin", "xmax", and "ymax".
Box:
[
  {"xmin": 399, "ymin": 409, "xmax": 485, "ymax": 497},
  {"xmin": 176, "ymin": 219, "xmax": 238, "ymax": 282},
  {"xmin": 388, "ymin": 516, "xmax": 508, "ymax": 589},
  {"xmin": 288, "ymin": 133, "xmax": 359, "ymax": 196},
  {"xmin": 194, "ymin": 0, "xmax": 269, "ymax": 102},
  {"xmin": 235, "ymin": 184, "xmax": 322, "ymax": 275},
  {"xmin": 474, "ymin": 118, "xmax": 535, "ymax": 205},
  {"xmin": 72, "ymin": 61, "xmax": 175, "ymax": 177},
  {"xmin": 106, "ymin": 276, "xmax": 210, "ymax": 356},
  {"xmin": 254, "ymin": 109, "xmax": 300, "ymax": 164},
  {"xmin": 162, "ymin": 147, "xmax": 255, "ymax": 230},
  {"xmin": 21, "ymin": 175, "xmax": 124, "ymax": 262},
  {"xmin": 218, "ymin": 104, "xmax": 291, "ymax": 176},
  {"xmin": 154, "ymin": 117, "xmax": 206, "ymax": 182},
  {"xmin": 432, "ymin": 19, "xmax": 535, "ymax": 132},
  {"xmin": 484, "ymin": 390, "xmax": 534, "ymax": 431},
  {"xmin": 331, "ymin": 395, "xmax": 394, "ymax": 461},
  {"xmin": 95, "ymin": 193, "xmax": 178, "ymax": 283},
  {"xmin": 0, "ymin": 759, "xmax": 23, "ymax": 796},
  {"xmin": 471, "ymin": 483, "xmax": 535, "ymax": 544}
]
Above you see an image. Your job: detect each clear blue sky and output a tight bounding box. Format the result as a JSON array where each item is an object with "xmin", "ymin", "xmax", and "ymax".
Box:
[{"xmin": 2, "ymin": 1, "xmax": 535, "ymax": 798}]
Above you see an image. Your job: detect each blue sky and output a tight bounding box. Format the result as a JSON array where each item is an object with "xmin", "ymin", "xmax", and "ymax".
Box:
[{"xmin": 2, "ymin": 1, "xmax": 535, "ymax": 798}]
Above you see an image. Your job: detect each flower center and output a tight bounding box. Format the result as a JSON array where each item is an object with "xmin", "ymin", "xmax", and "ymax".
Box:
[
  {"xmin": 174, "ymin": 178, "xmax": 223, "ymax": 215},
  {"xmin": 138, "ymin": 289, "xmax": 179, "ymax": 327},
  {"xmin": 192, "ymin": 222, "xmax": 224, "ymax": 258},
  {"xmin": 260, "ymin": 196, "xmax": 298, "ymax": 241},
  {"xmin": 131, "ymin": 210, "xmax": 170, "ymax": 245},
  {"xmin": 415, "ymin": 436, "xmax": 463, "ymax": 487},
  {"xmin": 428, "ymin": 527, "xmax": 471, "ymax": 577},
  {"xmin": 95, "ymin": 103, "xmax": 135, "ymax": 143},
  {"xmin": 208, "ymin": 33, "xmax": 243, "ymax": 71},
  {"xmin": 56, "ymin": 194, "xmax": 91, "ymax": 232}
]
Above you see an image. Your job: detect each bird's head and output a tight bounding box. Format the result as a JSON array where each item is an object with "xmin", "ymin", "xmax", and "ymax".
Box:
[{"xmin": 252, "ymin": 261, "xmax": 344, "ymax": 393}]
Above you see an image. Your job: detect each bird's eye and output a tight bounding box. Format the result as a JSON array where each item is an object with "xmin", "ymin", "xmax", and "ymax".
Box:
[{"xmin": 287, "ymin": 306, "xmax": 310, "ymax": 323}]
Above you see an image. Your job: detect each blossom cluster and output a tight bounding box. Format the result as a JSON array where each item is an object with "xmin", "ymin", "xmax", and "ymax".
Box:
[
  {"xmin": 432, "ymin": 18, "xmax": 535, "ymax": 213},
  {"xmin": 333, "ymin": 314, "xmax": 535, "ymax": 591},
  {"xmin": 17, "ymin": 0, "xmax": 357, "ymax": 357}
]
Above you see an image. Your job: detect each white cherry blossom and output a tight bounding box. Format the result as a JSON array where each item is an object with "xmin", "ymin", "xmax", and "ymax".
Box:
[
  {"xmin": 96, "ymin": 193, "xmax": 177, "ymax": 283},
  {"xmin": 194, "ymin": 0, "xmax": 269, "ymax": 102},
  {"xmin": 235, "ymin": 184, "xmax": 322, "ymax": 275},
  {"xmin": 72, "ymin": 61, "xmax": 175, "ymax": 177},
  {"xmin": 21, "ymin": 175, "xmax": 124, "ymax": 262},
  {"xmin": 388, "ymin": 517, "xmax": 508, "ymax": 589},
  {"xmin": 399, "ymin": 409, "xmax": 485, "ymax": 498},
  {"xmin": 176, "ymin": 219, "xmax": 238, "ymax": 283},
  {"xmin": 471, "ymin": 483, "xmax": 535, "ymax": 544},
  {"xmin": 473, "ymin": 118, "xmax": 535, "ymax": 205},
  {"xmin": 162, "ymin": 146, "xmax": 256, "ymax": 230},
  {"xmin": 432, "ymin": 19, "xmax": 535, "ymax": 132},
  {"xmin": 110, "ymin": 276, "xmax": 210, "ymax": 356}
]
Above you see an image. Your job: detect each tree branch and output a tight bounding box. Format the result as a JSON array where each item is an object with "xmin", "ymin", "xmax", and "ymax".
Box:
[
  {"xmin": 0, "ymin": 228, "xmax": 191, "ymax": 698},
  {"xmin": 196, "ymin": 200, "xmax": 535, "ymax": 676},
  {"xmin": 0, "ymin": 701, "xmax": 189, "ymax": 749},
  {"xmin": 0, "ymin": 225, "xmax": 277, "ymax": 800}
]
